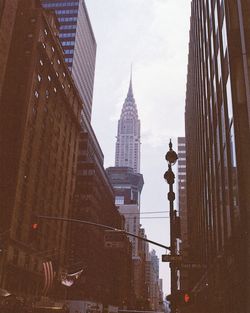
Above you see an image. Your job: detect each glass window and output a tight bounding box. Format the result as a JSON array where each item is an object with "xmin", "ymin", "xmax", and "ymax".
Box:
[
  {"xmin": 226, "ymin": 75, "xmax": 233, "ymax": 122},
  {"xmin": 222, "ymin": 17, "xmax": 228, "ymax": 56},
  {"xmin": 59, "ymin": 33, "xmax": 76, "ymax": 38},
  {"xmin": 217, "ymin": 50, "xmax": 222, "ymax": 80},
  {"xmin": 115, "ymin": 196, "xmax": 124, "ymax": 205},
  {"xmin": 230, "ymin": 123, "xmax": 237, "ymax": 167},
  {"xmin": 214, "ymin": 4, "xmax": 218, "ymax": 30},
  {"xmin": 60, "ymin": 24, "xmax": 77, "ymax": 30}
]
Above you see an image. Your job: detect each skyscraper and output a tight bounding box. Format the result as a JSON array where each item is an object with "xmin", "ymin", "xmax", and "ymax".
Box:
[
  {"xmin": 0, "ymin": 0, "xmax": 81, "ymax": 296},
  {"xmin": 177, "ymin": 137, "xmax": 188, "ymax": 290},
  {"xmin": 185, "ymin": 1, "xmax": 250, "ymax": 312},
  {"xmin": 115, "ymin": 74, "xmax": 141, "ymax": 173},
  {"xmin": 107, "ymin": 74, "xmax": 143, "ymax": 257},
  {"xmin": 41, "ymin": 0, "xmax": 96, "ymax": 121},
  {"xmin": 107, "ymin": 74, "xmax": 144, "ymax": 304}
]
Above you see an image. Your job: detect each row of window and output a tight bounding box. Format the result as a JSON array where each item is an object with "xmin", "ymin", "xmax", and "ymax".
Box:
[
  {"xmin": 42, "ymin": 1, "xmax": 78, "ymax": 8},
  {"xmin": 55, "ymin": 9, "xmax": 78, "ymax": 14},
  {"xmin": 58, "ymin": 16, "xmax": 77, "ymax": 22},
  {"xmin": 64, "ymin": 49, "xmax": 74, "ymax": 54},
  {"xmin": 59, "ymin": 33, "xmax": 76, "ymax": 38},
  {"xmin": 65, "ymin": 57, "xmax": 73, "ymax": 63},
  {"xmin": 61, "ymin": 40, "xmax": 75, "ymax": 46},
  {"xmin": 60, "ymin": 24, "xmax": 77, "ymax": 30}
]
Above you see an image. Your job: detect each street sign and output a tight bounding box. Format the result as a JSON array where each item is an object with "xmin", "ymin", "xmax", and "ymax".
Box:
[
  {"xmin": 179, "ymin": 263, "xmax": 206, "ymax": 269},
  {"xmin": 162, "ymin": 254, "xmax": 182, "ymax": 262},
  {"xmin": 104, "ymin": 241, "xmax": 124, "ymax": 249}
]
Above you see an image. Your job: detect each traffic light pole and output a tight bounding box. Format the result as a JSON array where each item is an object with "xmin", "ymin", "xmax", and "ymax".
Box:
[
  {"xmin": 169, "ymin": 178, "xmax": 177, "ymax": 310},
  {"xmin": 37, "ymin": 214, "xmax": 171, "ymax": 251}
]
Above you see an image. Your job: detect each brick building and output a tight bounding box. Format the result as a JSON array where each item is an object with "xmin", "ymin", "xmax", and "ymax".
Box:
[{"xmin": 0, "ymin": 0, "xmax": 81, "ymax": 297}]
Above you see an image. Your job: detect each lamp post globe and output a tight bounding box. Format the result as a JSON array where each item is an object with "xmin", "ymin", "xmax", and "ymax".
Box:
[{"xmin": 165, "ymin": 140, "xmax": 178, "ymax": 165}]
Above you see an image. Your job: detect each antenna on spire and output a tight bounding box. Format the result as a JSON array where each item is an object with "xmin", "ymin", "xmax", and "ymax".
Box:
[
  {"xmin": 130, "ymin": 63, "xmax": 133, "ymax": 82},
  {"xmin": 127, "ymin": 63, "xmax": 133, "ymax": 98}
]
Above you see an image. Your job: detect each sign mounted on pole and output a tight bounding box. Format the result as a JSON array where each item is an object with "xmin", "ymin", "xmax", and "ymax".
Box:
[{"xmin": 162, "ymin": 254, "xmax": 182, "ymax": 262}]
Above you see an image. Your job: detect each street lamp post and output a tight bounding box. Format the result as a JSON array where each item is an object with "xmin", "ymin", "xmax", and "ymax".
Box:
[{"xmin": 164, "ymin": 139, "xmax": 178, "ymax": 313}]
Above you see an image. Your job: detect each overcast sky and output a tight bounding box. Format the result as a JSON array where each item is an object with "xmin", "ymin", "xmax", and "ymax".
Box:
[{"xmin": 85, "ymin": 0, "xmax": 191, "ymax": 295}]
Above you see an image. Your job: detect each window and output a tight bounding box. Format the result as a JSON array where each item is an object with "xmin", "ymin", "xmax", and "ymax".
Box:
[
  {"xmin": 59, "ymin": 33, "xmax": 76, "ymax": 38},
  {"xmin": 61, "ymin": 41, "xmax": 75, "ymax": 47},
  {"xmin": 115, "ymin": 196, "xmax": 124, "ymax": 205},
  {"xmin": 60, "ymin": 24, "xmax": 77, "ymax": 30},
  {"xmin": 64, "ymin": 49, "xmax": 74, "ymax": 54},
  {"xmin": 58, "ymin": 17, "xmax": 77, "ymax": 22}
]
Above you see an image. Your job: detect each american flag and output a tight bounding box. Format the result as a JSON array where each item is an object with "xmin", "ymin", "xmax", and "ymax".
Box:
[{"xmin": 42, "ymin": 261, "xmax": 54, "ymax": 295}]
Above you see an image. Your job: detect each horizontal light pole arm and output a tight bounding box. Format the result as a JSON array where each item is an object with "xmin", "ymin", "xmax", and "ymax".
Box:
[{"xmin": 37, "ymin": 215, "xmax": 170, "ymax": 251}]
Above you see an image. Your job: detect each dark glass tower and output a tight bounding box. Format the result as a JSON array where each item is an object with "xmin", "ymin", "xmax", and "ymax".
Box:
[
  {"xmin": 185, "ymin": 1, "xmax": 250, "ymax": 313},
  {"xmin": 41, "ymin": 0, "xmax": 96, "ymax": 121}
]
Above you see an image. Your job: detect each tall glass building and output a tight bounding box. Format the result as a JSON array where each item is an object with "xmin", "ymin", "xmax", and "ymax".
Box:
[
  {"xmin": 41, "ymin": 0, "xmax": 96, "ymax": 121},
  {"xmin": 185, "ymin": 1, "xmax": 250, "ymax": 312}
]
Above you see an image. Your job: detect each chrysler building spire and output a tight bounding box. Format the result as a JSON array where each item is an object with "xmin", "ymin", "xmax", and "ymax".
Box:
[
  {"xmin": 115, "ymin": 73, "xmax": 141, "ymax": 173},
  {"xmin": 127, "ymin": 65, "xmax": 133, "ymax": 99}
]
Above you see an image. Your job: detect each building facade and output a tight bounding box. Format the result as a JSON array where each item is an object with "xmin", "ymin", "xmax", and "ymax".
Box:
[
  {"xmin": 0, "ymin": 0, "xmax": 81, "ymax": 297},
  {"xmin": 115, "ymin": 76, "xmax": 141, "ymax": 173},
  {"xmin": 41, "ymin": 0, "xmax": 97, "ymax": 121},
  {"xmin": 106, "ymin": 167, "xmax": 144, "ymax": 257},
  {"xmin": 185, "ymin": 1, "xmax": 250, "ymax": 312},
  {"xmin": 177, "ymin": 137, "xmax": 188, "ymax": 290},
  {"xmin": 70, "ymin": 128, "xmax": 133, "ymax": 306},
  {"xmin": 145, "ymin": 250, "xmax": 162, "ymax": 311},
  {"xmin": 0, "ymin": 0, "xmax": 19, "ymax": 98}
]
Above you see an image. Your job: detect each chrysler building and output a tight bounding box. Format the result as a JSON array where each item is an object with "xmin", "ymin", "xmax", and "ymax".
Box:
[{"xmin": 115, "ymin": 75, "xmax": 141, "ymax": 173}]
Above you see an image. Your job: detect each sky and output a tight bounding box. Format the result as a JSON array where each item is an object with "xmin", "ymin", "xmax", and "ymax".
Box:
[{"xmin": 85, "ymin": 0, "xmax": 191, "ymax": 295}]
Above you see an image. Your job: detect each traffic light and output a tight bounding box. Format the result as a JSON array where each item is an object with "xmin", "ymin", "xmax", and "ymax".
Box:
[
  {"xmin": 30, "ymin": 216, "xmax": 39, "ymax": 244},
  {"xmin": 183, "ymin": 292, "xmax": 191, "ymax": 304},
  {"xmin": 166, "ymin": 290, "xmax": 193, "ymax": 309}
]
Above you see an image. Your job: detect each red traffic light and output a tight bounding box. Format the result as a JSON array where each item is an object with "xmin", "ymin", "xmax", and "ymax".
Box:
[
  {"xmin": 32, "ymin": 223, "xmax": 38, "ymax": 230},
  {"xmin": 184, "ymin": 293, "xmax": 190, "ymax": 303},
  {"xmin": 166, "ymin": 291, "xmax": 193, "ymax": 307},
  {"xmin": 30, "ymin": 220, "xmax": 39, "ymax": 244}
]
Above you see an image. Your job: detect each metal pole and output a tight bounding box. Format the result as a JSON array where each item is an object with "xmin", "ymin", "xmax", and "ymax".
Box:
[
  {"xmin": 169, "ymin": 174, "xmax": 177, "ymax": 313},
  {"xmin": 164, "ymin": 140, "xmax": 178, "ymax": 313}
]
